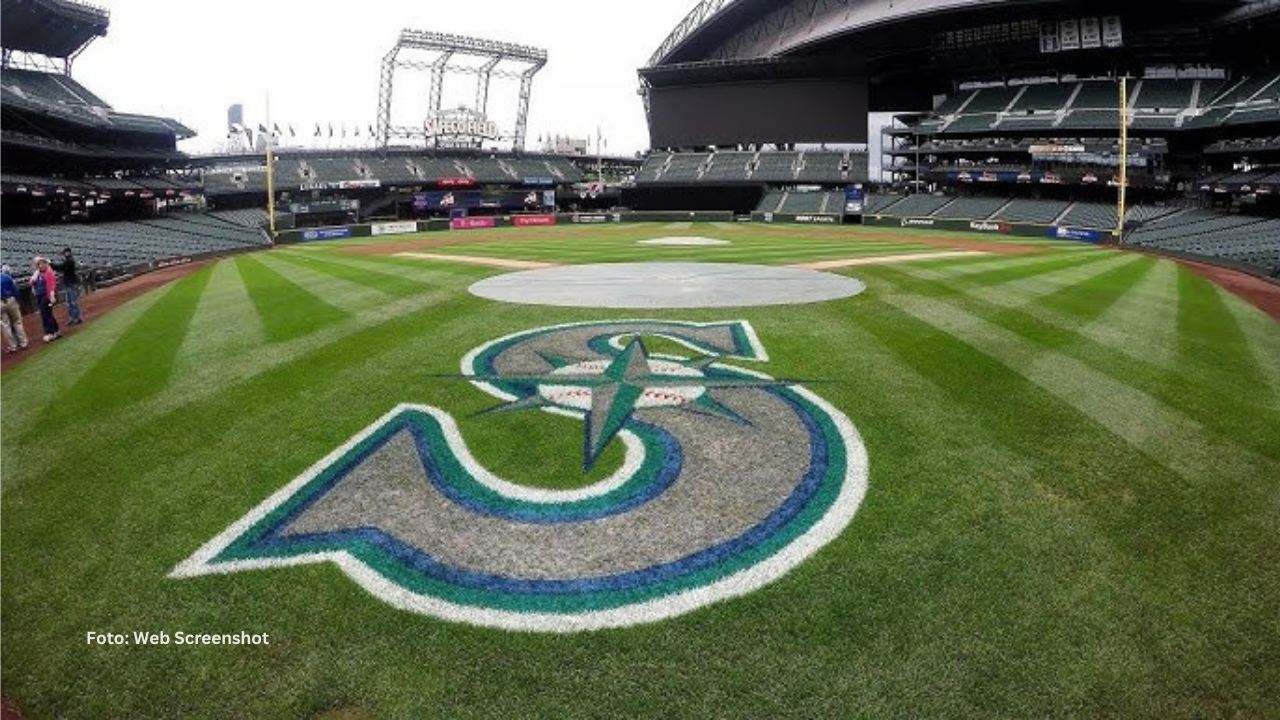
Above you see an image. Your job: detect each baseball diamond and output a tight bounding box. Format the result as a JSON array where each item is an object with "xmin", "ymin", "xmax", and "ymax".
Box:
[
  {"xmin": 3, "ymin": 0, "xmax": 1280, "ymax": 718},
  {"xmin": 3, "ymin": 219, "xmax": 1279, "ymax": 718}
]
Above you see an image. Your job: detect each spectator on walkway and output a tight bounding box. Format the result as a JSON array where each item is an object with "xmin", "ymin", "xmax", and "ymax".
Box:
[
  {"xmin": 31, "ymin": 257, "xmax": 60, "ymax": 342},
  {"xmin": 53, "ymin": 247, "xmax": 83, "ymax": 325},
  {"xmin": 1, "ymin": 264, "xmax": 29, "ymax": 352}
]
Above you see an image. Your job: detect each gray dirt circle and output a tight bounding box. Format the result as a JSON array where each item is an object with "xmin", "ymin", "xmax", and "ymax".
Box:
[{"xmin": 468, "ymin": 262, "xmax": 866, "ymax": 309}]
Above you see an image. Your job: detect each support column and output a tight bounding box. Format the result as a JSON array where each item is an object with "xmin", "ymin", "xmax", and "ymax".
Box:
[
  {"xmin": 428, "ymin": 52, "xmax": 452, "ymax": 117},
  {"xmin": 513, "ymin": 67, "xmax": 540, "ymax": 151},
  {"xmin": 375, "ymin": 47, "xmax": 398, "ymax": 148},
  {"xmin": 475, "ymin": 56, "xmax": 502, "ymax": 117}
]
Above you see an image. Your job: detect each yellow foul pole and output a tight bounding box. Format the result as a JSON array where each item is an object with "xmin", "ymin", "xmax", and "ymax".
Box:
[
  {"xmin": 264, "ymin": 94, "xmax": 278, "ymax": 241},
  {"xmin": 1116, "ymin": 76, "xmax": 1129, "ymax": 241}
]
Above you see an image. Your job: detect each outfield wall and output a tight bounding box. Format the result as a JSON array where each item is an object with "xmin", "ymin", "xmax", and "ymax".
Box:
[
  {"xmin": 751, "ymin": 212, "xmax": 844, "ymax": 225},
  {"xmin": 274, "ymin": 212, "xmax": 765, "ymax": 242},
  {"xmin": 273, "ymin": 212, "xmax": 1114, "ymax": 246},
  {"xmin": 863, "ymin": 215, "xmax": 1110, "ymax": 243}
]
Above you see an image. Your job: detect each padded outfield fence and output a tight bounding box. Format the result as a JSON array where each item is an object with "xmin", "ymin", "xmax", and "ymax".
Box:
[{"xmin": 862, "ymin": 214, "xmax": 1109, "ymax": 242}]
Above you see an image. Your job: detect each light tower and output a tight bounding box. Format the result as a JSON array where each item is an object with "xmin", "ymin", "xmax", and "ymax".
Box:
[{"xmin": 374, "ymin": 30, "xmax": 547, "ymax": 151}]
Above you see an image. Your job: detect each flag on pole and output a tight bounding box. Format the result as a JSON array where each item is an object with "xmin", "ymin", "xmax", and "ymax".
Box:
[
  {"xmin": 272, "ymin": 123, "xmax": 282, "ymax": 137},
  {"xmin": 288, "ymin": 125, "xmax": 296, "ymax": 137},
  {"xmin": 328, "ymin": 123, "xmax": 334, "ymax": 138},
  {"xmin": 314, "ymin": 123, "xmax": 322, "ymax": 137}
]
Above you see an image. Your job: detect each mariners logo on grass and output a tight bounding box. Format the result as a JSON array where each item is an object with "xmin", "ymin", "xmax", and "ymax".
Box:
[{"xmin": 172, "ymin": 320, "xmax": 869, "ymax": 632}]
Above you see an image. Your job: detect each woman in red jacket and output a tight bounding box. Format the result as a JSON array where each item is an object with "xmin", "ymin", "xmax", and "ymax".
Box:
[{"xmin": 31, "ymin": 256, "xmax": 60, "ymax": 342}]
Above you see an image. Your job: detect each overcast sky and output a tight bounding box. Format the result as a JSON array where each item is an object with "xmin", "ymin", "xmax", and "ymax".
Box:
[{"xmin": 74, "ymin": 0, "xmax": 697, "ymax": 156}]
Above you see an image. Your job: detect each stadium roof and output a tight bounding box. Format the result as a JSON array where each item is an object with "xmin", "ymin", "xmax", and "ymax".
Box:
[
  {"xmin": 646, "ymin": 0, "xmax": 1270, "ymax": 68},
  {"xmin": 1, "ymin": 0, "xmax": 109, "ymax": 59}
]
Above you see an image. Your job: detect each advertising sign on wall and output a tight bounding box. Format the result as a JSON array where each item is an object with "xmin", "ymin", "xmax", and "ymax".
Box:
[
  {"xmin": 299, "ymin": 180, "xmax": 381, "ymax": 192},
  {"xmin": 1051, "ymin": 227, "xmax": 1104, "ymax": 242},
  {"xmin": 371, "ymin": 221, "xmax": 419, "ymax": 236},
  {"xmin": 301, "ymin": 227, "xmax": 354, "ymax": 241},
  {"xmin": 450, "ymin": 217, "xmax": 497, "ymax": 230},
  {"xmin": 513, "ymin": 214, "xmax": 557, "ymax": 227},
  {"xmin": 844, "ymin": 185, "xmax": 865, "ymax": 214},
  {"xmin": 969, "ymin": 221, "xmax": 1012, "ymax": 234},
  {"xmin": 415, "ymin": 190, "xmax": 552, "ymax": 211}
]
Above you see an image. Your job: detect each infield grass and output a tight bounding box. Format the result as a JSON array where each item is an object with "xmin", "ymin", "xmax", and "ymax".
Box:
[{"xmin": 2, "ymin": 223, "xmax": 1277, "ymax": 719}]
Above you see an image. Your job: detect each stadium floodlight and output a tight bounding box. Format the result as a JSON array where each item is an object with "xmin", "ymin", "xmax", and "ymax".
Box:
[{"xmin": 374, "ymin": 29, "xmax": 547, "ymax": 151}]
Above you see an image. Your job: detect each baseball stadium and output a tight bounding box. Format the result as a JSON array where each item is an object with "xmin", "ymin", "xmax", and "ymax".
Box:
[{"xmin": 2, "ymin": 0, "xmax": 1279, "ymax": 718}]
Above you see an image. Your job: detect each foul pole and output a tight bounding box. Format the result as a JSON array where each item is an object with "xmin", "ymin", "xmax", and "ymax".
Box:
[
  {"xmin": 265, "ymin": 94, "xmax": 277, "ymax": 241},
  {"xmin": 597, "ymin": 126, "xmax": 605, "ymax": 185},
  {"xmin": 1115, "ymin": 76, "xmax": 1129, "ymax": 241}
]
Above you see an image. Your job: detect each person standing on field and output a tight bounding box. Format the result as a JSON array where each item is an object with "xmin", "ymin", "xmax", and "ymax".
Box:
[
  {"xmin": 1, "ymin": 264, "xmax": 29, "ymax": 352},
  {"xmin": 31, "ymin": 257, "xmax": 60, "ymax": 342},
  {"xmin": 52, "ymin": 246, "xmax": 83, "ymax": 325}
]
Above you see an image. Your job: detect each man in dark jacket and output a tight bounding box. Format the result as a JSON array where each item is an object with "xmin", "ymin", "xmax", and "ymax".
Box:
[{"xmin": 53, "ymin": 247, "xmax": 83, "ymax": 325}]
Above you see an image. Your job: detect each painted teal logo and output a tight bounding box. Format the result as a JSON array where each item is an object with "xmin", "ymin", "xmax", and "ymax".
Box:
[{"xmin": 173, "ymin": 321, "xmax": 869, "ymax": 632}]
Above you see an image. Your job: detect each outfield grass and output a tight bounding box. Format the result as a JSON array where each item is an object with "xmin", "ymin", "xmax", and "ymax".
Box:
[{"xmin": 2, "ymin": 223, "xmax": 1278, "ymax": 718}]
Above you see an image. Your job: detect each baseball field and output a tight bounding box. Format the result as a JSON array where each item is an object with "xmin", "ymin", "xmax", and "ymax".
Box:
[{"xmin": 2, "ymin": 222, "xmax": 1278, "ymax": 718}]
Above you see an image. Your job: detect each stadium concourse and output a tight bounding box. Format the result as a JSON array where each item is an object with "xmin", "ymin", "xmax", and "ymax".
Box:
[{"xmin": 3, "ymin": 0, "xmax": 1280, "ymax": 717}]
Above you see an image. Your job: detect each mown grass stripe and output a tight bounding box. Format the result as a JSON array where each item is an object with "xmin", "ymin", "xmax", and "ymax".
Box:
[
  {"xmin": 900, "ymin": 251, "xmax": 1060, "ymax": 272},
  {"xmin": 861, "ymin": 251, "xmax": 1118, "ymax": 297},
  {"xmin": 236, "ymin": 255, "xmax": 349, "ymax": 343},
  {"xmin": 923, "ymin": 250, "xmax": 1106, "ymax": 279},
  {"xmin": 888, "ymin": 254, "xmax": 1176, "ymax": 368},
  {"xmin": 1176, "ymin": 267, "xmax": 1267, "ymax": 392},
  {"xmin": 0, "ymin": 281, "xmax": 170, "ymax": 434},
  {"xmin": 871, "ymin": 262, "xmax": 1280, "ymax": 461},
  {"xmin": 1077, "ymin": 258, "xmax": 1180, "ymax": 367},
  {"xmin": 881, "ymin": 290, "xmax": 1277, "ymax": 481},
  {"xmin": 957, "ymin": 251, "xmax": 1123, "ymax": 288},
  {"xmin": 174, "ymin": 258, "xmax": 265, "ymax": 371},
  {"xmin": 423, "ymin": 239, "xmax": 939, "ymax": 265},
  {"xmin": 38, "ymin": 266, "xmax": 214, "ymax": 430},
  {"xmin": 271, "ymin": 251, "xmax": 430, "ymax": 298},
  {"xmin": 1034, "ymin": 255, "xmax": 1155, "ymax": 318},
  {"xmin": 1218, "ymin": 287, "xmax": 1280, "ymax": 402},
  {"xmin": 894, "ymin": 252, "xmax": 1138, "ymax": 304},
  {"xmin": 72, "ymin": 283, "xmax": 462, "ymax": 453},
  {"xmin": 255, "ymin": 253, "xmax": 388, "ymax": 309},
  {"xmin": 843, "ymin": 296, "xmax": 1204, "ymax": 544},
  {"xmin": 322, "ymin": 252, "xmax": 506, "ymax": 278},
  {"xmin": 284, "ymin": 252, "xmax": 461, "ymax": 284},
  {"xmin": 992, "ymin": 253, "xmax": 1141, "ymax": 300}
]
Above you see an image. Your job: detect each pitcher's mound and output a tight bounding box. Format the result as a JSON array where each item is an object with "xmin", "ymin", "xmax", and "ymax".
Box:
[
  {"xmin": 638, "ymin": 236, "xmax": 730, "ymax": 246},
  {"xmin": 469, "ymin": 262, "xmax": 865, "ymax": 309}
]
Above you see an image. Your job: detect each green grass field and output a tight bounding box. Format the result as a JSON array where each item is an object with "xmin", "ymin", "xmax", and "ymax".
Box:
[{"xmin": 2, "ymin": 223, "xmax": 1278, "ymax": 719}]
